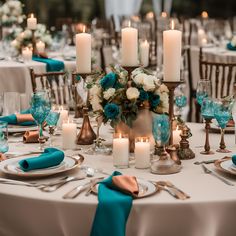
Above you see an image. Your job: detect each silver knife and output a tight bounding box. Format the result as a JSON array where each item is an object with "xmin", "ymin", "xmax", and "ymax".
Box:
[{"xmin": 63, "ymin": 181, "xmax": 91, "ymax": 199}]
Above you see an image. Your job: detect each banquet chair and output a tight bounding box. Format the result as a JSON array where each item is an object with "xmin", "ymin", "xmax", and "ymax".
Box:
[{"xmin": 30, "ymin": 68, "xmax": 72, "ymax": 106}]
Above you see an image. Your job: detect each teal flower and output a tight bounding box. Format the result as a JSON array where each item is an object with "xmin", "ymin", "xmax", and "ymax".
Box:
[
  {"xmin": 104, "ymin": 103, "xmax": 120, "ymax": 120},
  {"xmin": 149, "ymin": 93, "xmax": 160, "ymax": 108},
  {"xmin": 139, "ymin": 88, "xmax": 149, "ymax": 101},
  {"xmin": 100, "ymin": 73, "xmax": 117, "ymax": 90}
]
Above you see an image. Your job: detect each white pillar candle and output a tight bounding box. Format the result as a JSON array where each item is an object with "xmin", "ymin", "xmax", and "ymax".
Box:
[
  {"xmin": 36, "ymin": 41, "xmax": 45, "ymax": 53},
  {"xmin": 76, "ymin": 27, "xmax": 91, "ymax": 73},
  {"xmin": 57, "ymin": 108, "xmax": 68, "ymax": 127},
  {"xmin": 163, "ymin": 20, "xmax": 182, "ymax": 81},
  {"xmin": 22, "ymin": 47, "xmax": 32, "ymax": 62},
  {"xmin": 27, "ymin": 14, "xmax": 37, "ymax": 30},
  {"xmin": 173, "ymin": 127, "xmax": 182, "ymax": 145},
  {"xmin": 135, "ymin": 138, "xmax": 150, "ymax": 169},
  {"xmin": 140, "ymin": 40, "xmax": 150, "ymax": 67},
  {"xmin": 113, "ymin": 134, "xmax": 129, "ymax": 168},
  {"xmin": 121, "ymin": 23, "xmax": 138, "ymax": 66},
  {"xmin": 62, "ymin": 121, "xmax": 77, "ymax": 150}
]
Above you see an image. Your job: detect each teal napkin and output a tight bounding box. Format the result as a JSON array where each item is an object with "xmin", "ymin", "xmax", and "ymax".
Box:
[
  {"xmin": 0, "ymin": 109, "xmax": 35, "ymax": 126},
  {"xmin": 18, "ymin": 148, "xmax": 64, "ymax": 172},
  {"xmin": 90, "ymin": 171, "xmax": 133, "ymax": 236},
  {"xmin": 227, "ymin": 43, "xmax": 236, "ymax": 51},
  {"xmin": 232, "ymin": 155, "xmax": 236, "ymax": 165},
  {"xmin": 32, "ymin": 56, "xmax": 64, "ymax": 72}
]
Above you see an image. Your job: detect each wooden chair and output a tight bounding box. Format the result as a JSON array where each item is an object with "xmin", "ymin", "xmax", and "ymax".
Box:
[
  {"xmin": 199, "ymin": 47, "xmax": 236, "ymax": 99},
  {"xmin": 30, "ymin": 68, "xmax": 72, "ymax": 106}
]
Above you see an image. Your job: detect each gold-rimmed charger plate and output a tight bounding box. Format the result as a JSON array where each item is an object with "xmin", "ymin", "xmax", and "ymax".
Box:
[
  {"xmin": 92, "ymin": 178, "xmax": 159, "ymax": 199},
  {"xmin": 0, "ymin": 156, "xmax": 81, "ymax": 178},
  {"xmin": 214, "ymin": 157, "xmax": 236, "ymax": 175}
]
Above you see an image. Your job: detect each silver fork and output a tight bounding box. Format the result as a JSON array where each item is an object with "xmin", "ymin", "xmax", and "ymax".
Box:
[{"xmin": 201, "ymin": 164, "xmax": 234, "ymax": 186}]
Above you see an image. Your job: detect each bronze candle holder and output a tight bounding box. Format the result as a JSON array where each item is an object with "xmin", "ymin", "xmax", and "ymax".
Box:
[
  {"xmin": 201, "ymin": 118, "xmax": 214, "ymax": 155},
  {"xmin": 122, "ymin": 66, "xmax": 139, "ymax": 85},
  {"xmin": 177, "ymin": 125, "xmax": 195, "ymax": 160},
  {"xmin": 163, "ymin": 81, "xmax": 184, "ymax": 146},
  {"xmin": 73, "ymin": 72, "xmax": 97, "ymax": 145},
  {"xmin": 31, "ymin": 29, "xmax": 37, "ymax": 55}
]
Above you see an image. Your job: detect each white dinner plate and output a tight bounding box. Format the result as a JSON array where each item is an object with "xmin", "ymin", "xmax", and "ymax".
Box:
[
  {"xmin": 7, "ymin": 125, "xmax": 38, "ymax": 133},
  {"xmin": 92, "ymin": 178, "xmax": 159, "ymax": 199},
  {"xmin": 0, "ymin": 156, "xmax": 80, "ymax": 178},
  {"xmin": 214, "ymin": 157, "xmax": 236, "ymax": 176}
]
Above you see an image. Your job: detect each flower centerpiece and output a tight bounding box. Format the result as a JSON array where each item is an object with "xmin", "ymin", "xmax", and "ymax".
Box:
[
  {"xmin": 0, "ymin": 0, "xmax": 25, "ymax": 27},
  {"xmin": 88, "ymin": 66, "xmax": 169, "ymax": 128},
  {"xmin": 227, "ymin": 35, "xmax": 236, "ymax": 51},
  {"xmin": 11, "ymin": 23, "xmax": 52, "ymax": 53}
]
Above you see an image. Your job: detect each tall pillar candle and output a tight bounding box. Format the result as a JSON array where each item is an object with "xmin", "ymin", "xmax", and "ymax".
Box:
[
  {"xmin": 140, "ymin": 40, "xmax": 150, "ymax": 67},
  {"xmin": 36, "ymin": 41, "xmax": 45, "ymax": 53},
  {"xmin": 76, "ymin": 28, "xmax": 91, "ymax": 73},
  {"xmin": 163, "ymin": 21, "xmax": 182, "ymax": 81},
  {"xmin": 27, "ymin": 14, "xmax": 37, "ymax": 30},
  {"xmin": 135, "ymin": 137, "xmax": 150, "ymax": 169},
  {"xmin": 57, "ymin": 108, "xmax": 68, "ymax": 127},
  {"xmin": 121, "ymin": 24, "xmax": 138, "ymax": 66},
  {"xmin": 62, "ymin": 121, "xmax": 77, "ymax": 149},
  {"xmin": 113, "ymin": 134, "xmax": 129, "ymax": 168}
]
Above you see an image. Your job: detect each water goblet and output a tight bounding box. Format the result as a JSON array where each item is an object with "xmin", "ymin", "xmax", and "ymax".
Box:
[
  {"xmin": 214, "ymin": 98, "xmax": 234, "ymax": 153},
  {"xmin": 30, "ymin": 91, "xmax": 51, "ymax": 150},
  {"xmin": 200, "ymin": 98, "xmax": 215, "ymax": 155},
  {"xmin": 45, "ymin": 111, "xmax": 60, "ymax": 147},
  {"xmin": 0, "ymin": 121, "xmax": 9, "ymax": 154},
  {"xmin": 196, "ymin": 80, "xmax": 212, "ymax": 106},
  {"xmin": 174, "ymin": 85, "xmax": 187, "ymax": 118},
  {"xmin": 151, "ymin": 114, "xmax": 181, "ymax": 175}
]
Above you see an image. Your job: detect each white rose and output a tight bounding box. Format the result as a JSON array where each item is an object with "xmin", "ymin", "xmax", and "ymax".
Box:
[
  {"xmin": 126, "ymin": 87, "xmax": 140, "ymax": 100},
  {"xmin": 143, "ymin": 75, "xmax": 156, "ymax": 91},
  {"xmin": 103, "ymin": 88, "xmax": 115, "ymax": 100},
  {"xmin": 133, "ymin": 73, "xmax": 146, "ymax": 85},
  {"xmin": 90, "ymin": 85, "xmax": 101, "ymax": 97}
]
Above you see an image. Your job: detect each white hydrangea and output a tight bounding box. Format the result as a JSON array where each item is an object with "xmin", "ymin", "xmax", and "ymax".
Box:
[
  {"xmin": 133, "ymin": 73, "xmax": 146, "ymax": 85},
  {"xmin": 143, "ymin": 75, "xmax": 156, "ymax": 91},
  {"xmin": 126, "ymin": 87, "xmax": 140, "ymax": 100},
  {"xmin": 103, "ymin": 88, "xmax": 115, "ymax": 100}
]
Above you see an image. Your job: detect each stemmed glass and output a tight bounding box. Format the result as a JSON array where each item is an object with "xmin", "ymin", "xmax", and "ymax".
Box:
[
  {"xmin": 151, "ymin": 114, "xmax": 181, "ymax": 175},
  {"xmin": 196, "ymin": 80, "xmax": 212, "ymax": 106},
  {"xmin": 45, "ymin": 111, "xmax": 60, "ymax": 147},
  {"xmin": 214, "ymin": 98, "xmax": 234, "ymax": 153},
  {"xmin": 174, "ymin": 85, "xmax": 187, "ymax": 118},
  {"xmin": 200, "ymin": 98, "xmax": 215, "ymax": 154},
  {"xmin": 84, "ymin": 115, "xmax": 111, "ymax": 155},
  {"xmin": 30, "ymin": 91, "xmax": 51, "ymax": 150}
]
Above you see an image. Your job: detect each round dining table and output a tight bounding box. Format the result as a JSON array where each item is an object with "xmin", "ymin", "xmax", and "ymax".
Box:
[{"xmin": 0, "ymin": 122, "xmax": 236, "ymax": 236}]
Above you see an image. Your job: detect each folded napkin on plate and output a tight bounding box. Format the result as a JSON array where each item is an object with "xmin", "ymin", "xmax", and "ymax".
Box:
[
  {"xmin": 227, "ymin": 43, "xmax": 236, "ymax": 51},
  {"xmin": 232, "ymin": 155, "xmax": 236, "ymax": 165},
  {"xmin": 18, "ymin": 148, "xmax": 64, "ymax": 172},
  {"xmin": 33, "ymin": 56, "xmax": 64, "ymax": 72},
  {"xmin": 0, "ymin": 109, "xmax": 35, "ymax": 126},
  {"xmin": 23, "ymin": 131, "xmax": 39, "ymax": 143},
  {"xmin": 90, "ymin": 171, "xmax": 139, "ymax": 236}
]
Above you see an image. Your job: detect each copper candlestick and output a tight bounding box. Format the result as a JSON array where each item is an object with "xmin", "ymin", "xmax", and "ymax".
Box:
[
  {"xmin": 31, "ymin": 29, "xmax": 37, "ymax": 55},
  {"xmin": 201, "ymin": 118, "xmax": 214, "ymax": 155},
  {"xmin": 163, "ymin": 81, "xmax": 184, "ymax": 146},
  {"xmin": 122, "ymin": 66, "xmax": 139, "ymax": 83}
]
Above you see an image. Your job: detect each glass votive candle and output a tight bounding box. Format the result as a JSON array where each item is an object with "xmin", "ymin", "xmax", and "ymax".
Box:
[
  {"xmin": 113, "ymin": 133, "xmax": 129, "ymax": 168},
  {"xmin": 135, "ymin": 137, "xmax": 150, "ymax": 169},
  {"xmin": 0, "ymin": 121, "xmax": 9, "ymax": 153}
]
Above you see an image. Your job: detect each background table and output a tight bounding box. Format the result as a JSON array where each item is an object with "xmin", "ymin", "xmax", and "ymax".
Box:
[{"xmin": 0, "ymin": 122, "xmax": 236, "ymax": 236}]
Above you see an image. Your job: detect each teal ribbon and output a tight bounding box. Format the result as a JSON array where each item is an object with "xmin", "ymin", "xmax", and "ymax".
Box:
[
  {"xmin": 18, "ymin": 148, "xmax": 64, "ymax": 172},
  {"xmin": 0, "ymin": 109, "xmax": 35, "ymax": 126},
  {"xmin": 90, "ymin": 171, "xmax": 133, "ymax": 236},
  {"xmin": 32, "ymin": 56, "xmax": 64, "ymax": 72},
  {"xmin": 227, "ymin": 43, "xmax": 236, "ymax": 51}
]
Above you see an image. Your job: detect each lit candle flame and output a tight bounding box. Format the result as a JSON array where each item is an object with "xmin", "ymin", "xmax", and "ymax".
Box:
[
  {"xmin": 119, "ymin": 133, "xmax": 122, "ymax": 139},
  {"xmin": 201, "ymin": 11, "xmax": 208, "ymax": 18},
  {"xmin": 30, "ymin": 13, "xmax": 34, "ymax": 18},
  {"xmin": 128, "ymin": 21, "xmax": 131, "ymax": 27},
  {"xmin": 82, "ymin": 25, "xmax": 86, "ymax": 33},
  {"xmin": 171, "ymin": 20, "xmax": 175, "ymax": 30}
]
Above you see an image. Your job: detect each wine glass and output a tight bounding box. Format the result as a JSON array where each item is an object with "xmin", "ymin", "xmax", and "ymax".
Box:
[
  {"xmin": 174, "ymin": 85, "xmax": 187, "ymax": 117},
  {"xmin": 45, "ymin": 111, "xmax": 60, "ymax": 147},
  {"xmin": 0, "ymin": 121, "xmax": 9, "ymax": 154},
  {"xmin": 214, "ymin": 98, "xmax": 234, "ymax": 153},
  {"xmin": 200, "ymin": 98, "xmax": 215, "ymax": 154},
  {"xmin": 30, "ymin": 91, "xmax": 51, "ymax": 150},
  {"xmin": 151, "ymin": 114, "xmax": 181, "ymax": 175},
  {"xmin": 196, "ymin": 80, "xmax": 212, "ymax": 106}
]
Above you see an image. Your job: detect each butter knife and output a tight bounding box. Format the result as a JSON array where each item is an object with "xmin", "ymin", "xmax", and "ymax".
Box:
[{"xmin": 63, "ymin": 181, "xmax": 91, "ymax": 199}]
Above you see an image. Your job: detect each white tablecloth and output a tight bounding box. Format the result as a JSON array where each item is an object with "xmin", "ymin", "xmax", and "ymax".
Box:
[{"xmin": 1, "ymin": 122, "xmax": 236, "ymax": 236}]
